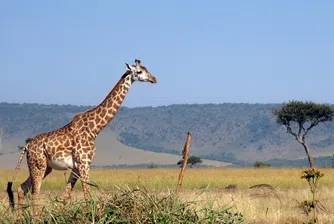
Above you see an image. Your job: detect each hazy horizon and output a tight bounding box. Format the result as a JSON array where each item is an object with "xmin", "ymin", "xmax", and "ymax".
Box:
[
  {"xmin": 0, "ymin": 100, "xmax": 309, "ymax": 109},
  {"xmin": 1, "ymin": 1, "xmax": 334, "ymax": 107}
]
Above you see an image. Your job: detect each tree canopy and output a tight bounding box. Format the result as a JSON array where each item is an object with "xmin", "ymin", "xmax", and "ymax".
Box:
[{"xmin": 274, "ymin": 101, "xmax": 333, "ymax": 128}]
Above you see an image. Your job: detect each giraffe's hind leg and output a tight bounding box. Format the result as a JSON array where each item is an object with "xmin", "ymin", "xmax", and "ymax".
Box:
[
  {"xmin": 17, "ymin": 166, "xmax": 52, "ymax": 214},
  {"xmin": 31, "ymin": 166, "xmax": 52, "ymax": 215},
  {"xmin": 17, "ymin": 176, "xmax": 32, "ymax": 206}
]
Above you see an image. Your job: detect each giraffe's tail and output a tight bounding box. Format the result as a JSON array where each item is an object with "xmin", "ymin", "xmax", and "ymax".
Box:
[
  {"xmin": 7, "ymin": 182, "xmax": 14, "ymax": 209},
  {"xmin": 14, "ymin": 146, "xmax": 28, "ymax": 171},
  {"xmin": 7, "ymin": 146, "xmax": 28, "ymax": 209}
]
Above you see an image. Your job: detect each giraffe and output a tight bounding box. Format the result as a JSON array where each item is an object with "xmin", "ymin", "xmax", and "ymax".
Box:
[{"xmin": 7, "ymin": 59, "xmax": 157, "ymax": 215}]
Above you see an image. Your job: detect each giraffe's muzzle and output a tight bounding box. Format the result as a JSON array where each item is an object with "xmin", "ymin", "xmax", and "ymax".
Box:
[{"xmin": 149, "ymin": 75, "xmax": 157, "ymax": 84}]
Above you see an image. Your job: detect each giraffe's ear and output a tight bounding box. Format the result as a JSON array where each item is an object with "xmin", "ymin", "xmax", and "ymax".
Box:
[
  {"xmin": 135, "ymin": 59, "xmax": 141, "ymax": 66},
  {"xmin": 125, "ymin": 63, "xmax": 132, "ymax": 71},
  {"xmin": 135, "ymin": 59, "xmax": 142, "ymax": 68}
]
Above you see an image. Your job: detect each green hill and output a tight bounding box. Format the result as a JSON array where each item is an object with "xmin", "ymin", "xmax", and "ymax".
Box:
[{"xmin": 1, "ymin": 102, "xmax": 334, "ymax": 164}]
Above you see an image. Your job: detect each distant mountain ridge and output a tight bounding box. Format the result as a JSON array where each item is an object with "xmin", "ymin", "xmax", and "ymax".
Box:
[{"xmin": 1, "ymin": 102, "xmax": 334, "ymax": 163}]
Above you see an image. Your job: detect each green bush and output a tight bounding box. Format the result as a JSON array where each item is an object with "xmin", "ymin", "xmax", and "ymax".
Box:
[
  {"xmin": 148, "ymin": 164, "xmax": 159, "ymax": 169},
  {"xmin": 253, "ymin": 161, "xmax": 272, "ymax": 168}
]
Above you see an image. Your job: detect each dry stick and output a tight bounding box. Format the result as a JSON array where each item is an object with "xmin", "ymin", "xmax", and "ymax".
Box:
[{"xmin": 177, "ymin": 132, "xmax": 192, "ymax": 195}]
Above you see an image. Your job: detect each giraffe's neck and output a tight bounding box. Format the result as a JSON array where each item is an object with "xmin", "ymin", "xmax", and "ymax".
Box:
[{"xmin": 81, "ymin": 74, "xmax": 133, "ymax": 139}]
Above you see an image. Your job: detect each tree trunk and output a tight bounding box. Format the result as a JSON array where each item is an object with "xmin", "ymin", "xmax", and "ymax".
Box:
[{"xmin": 301, "ymin": 142, "xmax": 315, "ymax": 168}]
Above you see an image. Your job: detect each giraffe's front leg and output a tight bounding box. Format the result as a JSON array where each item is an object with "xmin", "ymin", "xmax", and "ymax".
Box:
[
  {"xmin": 77, "ymin": 143, "xmax": 95, "ymax": 200},
  {"xmin": 62, "ymin": 162, "xmax": 92, "ymax": 204},
  {"xmin": 63, "ymin": 145, "xmax": 95, "ymax": 202},
  {"xmin": 63, "ymin": 168, "xmax": 79, "ymax": 203},
  {"xmin": 77, "ymin": 162, "xmax": 92, "ymax": 200}
]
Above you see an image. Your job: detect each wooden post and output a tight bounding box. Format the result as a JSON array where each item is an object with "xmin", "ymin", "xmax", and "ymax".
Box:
[{"xmin": 177, "ymin": 132, "xmax": 192, "ymax": 195}]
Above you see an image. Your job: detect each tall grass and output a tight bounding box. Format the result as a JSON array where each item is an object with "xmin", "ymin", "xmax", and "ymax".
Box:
[{"xmin": 0, "ymin": 187, "xmax": 244, "ymax": 224}]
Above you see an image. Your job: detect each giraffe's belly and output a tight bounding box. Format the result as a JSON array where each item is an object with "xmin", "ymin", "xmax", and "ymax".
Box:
[{"xmin": 47, "ymin": 157, "xmax": 76, "ymax": 170}]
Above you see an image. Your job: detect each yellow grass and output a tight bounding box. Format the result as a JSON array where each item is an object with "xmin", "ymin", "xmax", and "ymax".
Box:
[{"xmin": 1, "ymin": 168, "xmax": 334, "ymax": 223}]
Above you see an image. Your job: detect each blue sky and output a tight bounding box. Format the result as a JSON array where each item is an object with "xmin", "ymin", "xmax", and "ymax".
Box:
[{"xmin": 1, "ymin": 1, "xmax": 333, "ymax": 107}]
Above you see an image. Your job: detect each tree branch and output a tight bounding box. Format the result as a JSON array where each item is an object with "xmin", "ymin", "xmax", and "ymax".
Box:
[
  {"xmin": 286, "ymin": 125, "xmax": 300, "ymax": 142},
  {"xmin": 298, "ymin": 123, "xmax": 303, "ymax": 138},
  {"xmin": 302, "ymin": 120, "xmax": 318, "ymax": 141}
]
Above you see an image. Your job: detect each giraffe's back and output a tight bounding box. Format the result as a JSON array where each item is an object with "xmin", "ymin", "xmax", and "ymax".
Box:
[{"xmin": 27, "ymin": 121, "xmax": 79, "ymax": 170}]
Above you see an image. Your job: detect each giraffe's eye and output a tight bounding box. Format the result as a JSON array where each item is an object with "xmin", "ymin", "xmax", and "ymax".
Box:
[{"xmin": 137, "ymin": 71, "xmax": 143, "ymax": 74}]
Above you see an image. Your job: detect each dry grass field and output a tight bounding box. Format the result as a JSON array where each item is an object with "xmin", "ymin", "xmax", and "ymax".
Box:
[{"xmin": 0, "ymin": 168, "xmax": 333, "ymax": 223}]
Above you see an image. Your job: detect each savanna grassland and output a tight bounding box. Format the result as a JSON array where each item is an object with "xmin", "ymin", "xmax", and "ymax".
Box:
[{"xmin": 0, "ymin": 168, "xmax": 333, "ymax": 223}]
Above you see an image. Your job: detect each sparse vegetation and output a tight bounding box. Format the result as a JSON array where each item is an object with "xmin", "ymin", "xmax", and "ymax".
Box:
[
  {"xmin": 299, "ymin": 169, "xmax": 325, "ymax": 223},
  {"xmin": 253, "ymin": 161, "xmax": 272, "ymax": 168},
  {"xmin": 147, "ymin": 164, "xmax": 159, "ymax": 169}
]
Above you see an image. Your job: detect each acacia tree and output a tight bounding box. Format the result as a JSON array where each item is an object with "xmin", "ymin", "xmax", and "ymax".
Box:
[
  {"xmin": 273, "ymin": 101, "xmax": 334, "ymax": 168},
  {"xmin": 177, "ymin": 155, "xmax": 202, "ymax": 168}
]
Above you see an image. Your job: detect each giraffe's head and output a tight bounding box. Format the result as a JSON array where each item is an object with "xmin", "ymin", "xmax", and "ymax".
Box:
[{"xmin": 125, "ymin": 59, "xmax": 157, "ymax": 84}]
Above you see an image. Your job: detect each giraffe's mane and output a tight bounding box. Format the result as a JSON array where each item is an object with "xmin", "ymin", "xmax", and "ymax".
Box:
[
  {"xmin": 81, "ymin": 73, "xmax": 129, "ymax": 115},
  {"xmin": 29, "ymin": 72, "xmax": 130, "ymax": 141}
]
